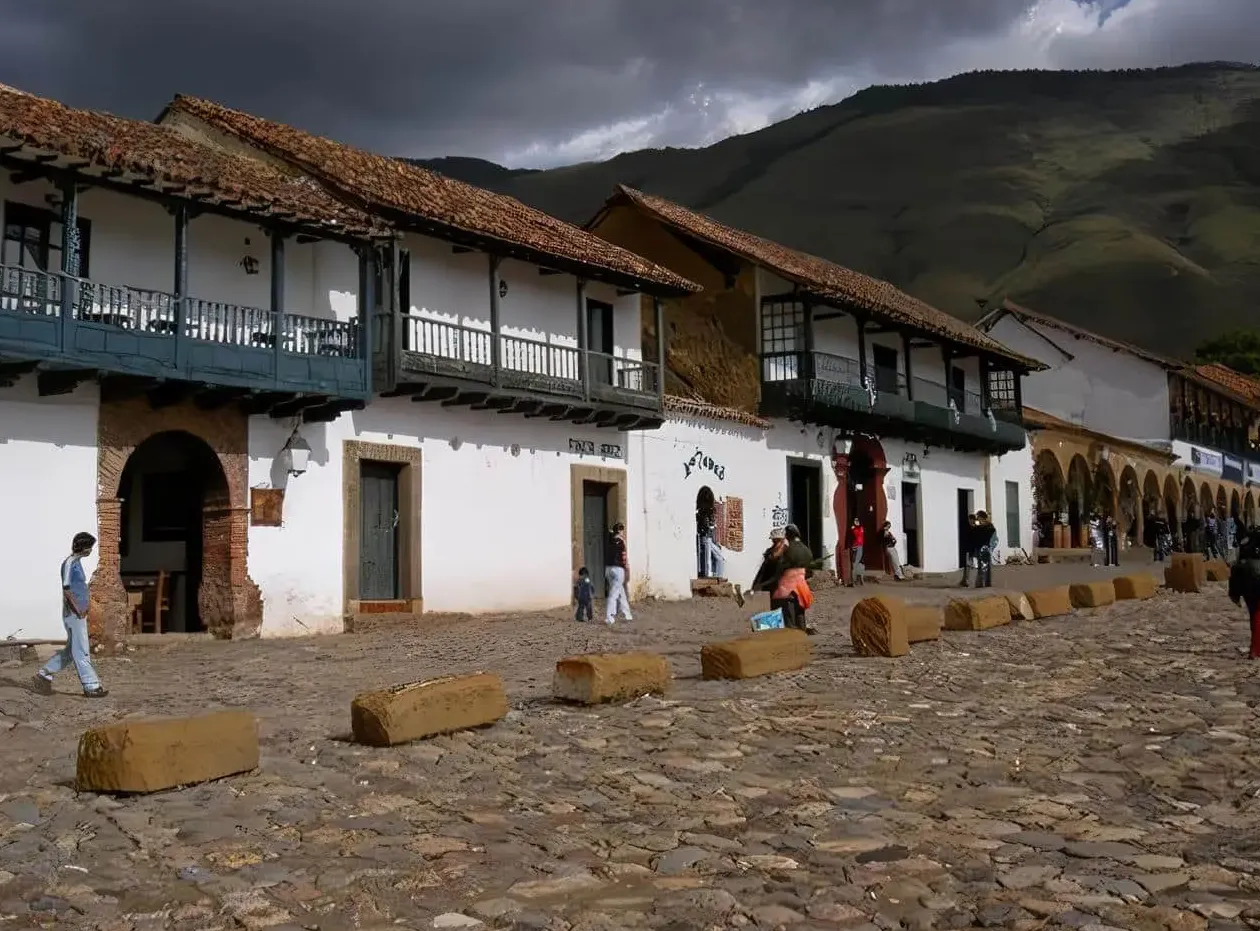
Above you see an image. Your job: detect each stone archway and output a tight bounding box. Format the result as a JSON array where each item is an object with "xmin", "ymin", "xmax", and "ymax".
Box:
[
  {"xmin": 1201, "ymin": 484, "xmax": 1215, "ymax": 522},
  {"xmin": 832, "ymin": 435, "xmax": 888, "ymax": 581},
  {"xmin": 1034, "ymin": 449, "xmax": 1066, "ymax": 547},
  {"xmin": 1163, "ymin": 473, "xmax": 1179, "ymax": 529},
  {"xmin": 92, "ymin": 397, "xmax": 262, "ymax": 645},
  {"xmin": 1117, "ymin": 464, "xmax": 1139, "ymax": 545},
  {"xmin": 1246, "ymin": 492, "xmax": 1257, "ymax": 528},
  {"xmin": 1215, "ymin": 486, "xmax": 1228, "ymax": 520},
  {"xmin": 1066, "ymin": 454, "xmax": 1093, "ymax": 547},
  {"xmin": 1231, "ymin": 489, "xmax": 1242, "ymax": 521}
]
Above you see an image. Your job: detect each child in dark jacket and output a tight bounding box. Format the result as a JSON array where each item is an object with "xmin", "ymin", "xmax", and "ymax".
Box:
[
  {"xmin": 1229, "ymin": 529, "xmax": 1260, "ymax": 659},
  {"xmin": 574, "ymin": 567, "xmax": 595, "ymax": 622}
]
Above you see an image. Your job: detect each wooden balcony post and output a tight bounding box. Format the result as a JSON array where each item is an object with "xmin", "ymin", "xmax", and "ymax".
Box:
[
  {"xmin": 802, "ymin": 298, "xmax": 814, "ymax": 381},
  {"xmin": 489, "ymin": 254, "xmax": 502, "ymax": 387},
  {"xmin": 172, "ymin": 204, "xmax": 188, "ymax": 369},
  {"xmin": 58, "ymin": 178, "xmax": 78, "ymax": 350},
  {"xmin": 576, "ymin": 278, "xmax": 589, "ymax": 401},
  {"xmin": 942, "ymin": 346, "xmax": 954, "ymax": 407},
  {"xmin": 653, "ymin": 295, "xmax": 665, "ymax": 400},
  {"xmin": 902, "ymin": 331, "xmax": 914, "ymax": 400},
  {"xmin": 980, "ymin": 355, "xmax": 992, "ymax": 412},
  {"xmin": 855, "ymin": 316, "xmax": 868, "ymax": 387},
  {"xmin": 357, "ymin": 246, "xmax": 374, "ymax": 383},
  {"xmin": 270, "ymin": 230, "xmax": 285, "ymax": 381}
]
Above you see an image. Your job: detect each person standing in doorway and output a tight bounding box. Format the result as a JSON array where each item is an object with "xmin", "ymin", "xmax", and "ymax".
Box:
[
  {"xmin": 1153, "ymin": 513, "xmax": 1171, "ymax": 562},
  {"xmin": 604, "ymin": 522, "xmax": 632, "ymax": 626},
  {"xmin": 31, "ymin": 532, "xmax": 108, "ymax": 698},
  {"xmin": 972, "ymin": 510, "xmax": 997, "ymax": 588},
  {"xmin": 960, "ymin": 513, "xmax": 979, "ymax": 587},
  {"xmin": 846, "ymin": 517, "xmax": 866, "ymax": 587},
  {"xmin": 880, "ymin": 521, "xmax": 905, "ymax": 581}
]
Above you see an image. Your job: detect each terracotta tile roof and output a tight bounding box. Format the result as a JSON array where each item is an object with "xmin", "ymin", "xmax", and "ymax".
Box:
[
  {"xmin": 1192, "ymin": 363, "xmax": 1260, "ymax": 403},
  {"xmin": 0, "ymin": 83, "xmax": 382, "ymax": 239},
  {"xmin": 664, "ymin": 395, "xmax": 772, "ymax": 429},
  {"xmin": 596, "ymin": 186, "xmax": 1044, "ymax": 371},
  {"xmin": 164, "ymin": 96, "xmax": 698, "ymax": 296}
]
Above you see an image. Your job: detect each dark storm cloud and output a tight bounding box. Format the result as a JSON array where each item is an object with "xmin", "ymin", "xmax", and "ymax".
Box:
[
  {"xmin": 1, "ymin": 0, "xmax": 1256, "ymax": 165},
  {"xmin": 0, "ymin": 0, "xmax": 1039, "ymax": 160}
]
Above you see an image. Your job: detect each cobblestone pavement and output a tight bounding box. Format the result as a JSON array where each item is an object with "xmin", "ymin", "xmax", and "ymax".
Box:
[{"xmin": 2, "ymin": 566, "xmax": 1258, "ymax": 931}]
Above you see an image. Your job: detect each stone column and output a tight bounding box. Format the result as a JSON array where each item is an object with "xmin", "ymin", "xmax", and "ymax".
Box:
[{"xmin": 199, "ymin": 504, "xmax": 262, "ymax": 639}]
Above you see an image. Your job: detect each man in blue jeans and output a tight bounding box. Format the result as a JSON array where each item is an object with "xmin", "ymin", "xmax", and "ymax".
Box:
[{"xmin": 32, "ymin": 532, "xmax": 108, "ymax": 698}]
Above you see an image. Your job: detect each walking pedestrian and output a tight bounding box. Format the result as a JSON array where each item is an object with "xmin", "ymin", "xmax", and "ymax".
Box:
[
  {"xmin": 31, "ymin": 532, "xmax": 108, "ymax": 698},
  {"xmin": 1228, "ymin": 528, "xmax": 1260, "ymax": 659},
  {"xmin": 1104, "ymin": 515, "xmax": 1119, "ymax": 567},
  {"xmin": 960, "ymin": 513, "xmax": 978, "ymax": 587},
  {"xmin": 603, "ymin": 522, "xmax": 632, "ymax": 625},
  {"xmin": 1088, "ymin": 513, "xmax": 1104, "ymax": 567},
  {"xmin": 879, "ymin": 521, "xmax": 905, "ymax": 580},
  {"xmin": 972, "ymin": 510, "xmax": 997, "ymax": 588}
]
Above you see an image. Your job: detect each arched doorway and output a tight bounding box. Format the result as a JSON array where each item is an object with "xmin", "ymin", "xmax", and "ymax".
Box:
[
  {"xmin": 1034, "ymin": 449, "xmax": 1066, "ymax": 547},
  {"xmin": 1231, "ymin": 489, "xmax": 1242, "ymax": 521},
  {"xmin": 1182, "ymin": 477, "xmax": 1200, "ymax": 551},
  {"xmin": 1162, "ymin": 474, "xmax": 1179, "ymax": 532},
  {"xmin": 1246, "ymin": 492, "xmax": 1256, "ymax": 528},
  {"xmin": 695, "ymin": 486, "xmax": 716, "ymax": 579},
  {"xmin": 1066, "ymin": 454, "xmax": 1093, "ymax": 548},
  {"xmin": 1141, "ymin": 470, "xmax": 1162, "ymax": 547},
  {"xmin": 1117, "ymin": 464, "xmax": 1139, "ymax": 545},
  {"xmin": 1201, "ymin": 484, "xmax": 1215, "ymax": 523},
  {"xmin": 1215, "ymin": 486, "xmax": 1228, "ymax": 520},
  {"xmin": 832, "ymin": 436, "xmax": 887, "ymax": 580},
  {"xmin": 115, "ymin": 431, "xmax": 230, "ymax": 634}
]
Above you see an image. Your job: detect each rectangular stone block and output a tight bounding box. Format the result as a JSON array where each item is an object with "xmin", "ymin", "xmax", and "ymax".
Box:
[
  {"xmin": 553, "ymin": 652, "xmax": 671, "ymax": 704},
  {"xmin": 76, "ymin": 711, "xmax": 259, "ymax": 794},
  {"xmin": 700, "ymin": 628, "xmax": 812, "ymax": 680},
  {"xmin": 1171, "ymin": 552, "xmax": 1206, "ymax": 585},
  {"xmin": 351, "ymin": 673, "xmax": 507, "ymax": 747},
  {"xmin": 1113, "ymin": 574, "xmax": 1158, "ymax": 600},
  {"xmin": 850, "ymin": 596, "xmax": 909, "ymax": 657},
  {"xmin": 1069, "ymin": 581, "xmax": 1116, "ymax": 608},
  {"xmin": 905, "ymin": 605, "xmax": 942, "ymax": 643},
  {"xmin": 1005, "ymin": 593, "xmax": 1034, "ymax": 621},
  {"xmin": 1205, "ymin": 560, "xmax": 1231, "ymax": 582},
  {"xmin": 1024, "ymin": 586, "xmax": 1073, "ymax": 619},
  {"xmin": 1166, "ymin": 558, "xmax": 1203, "ymax": 593},
  {"xmin": 943, "ymin": 596, "xmax": 1010, "ymax": 631}
]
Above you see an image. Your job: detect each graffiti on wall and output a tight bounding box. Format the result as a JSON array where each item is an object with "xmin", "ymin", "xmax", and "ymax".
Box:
[{"xmin": 682, "ymin": 449, "xmax": 726, "ymax": 481}]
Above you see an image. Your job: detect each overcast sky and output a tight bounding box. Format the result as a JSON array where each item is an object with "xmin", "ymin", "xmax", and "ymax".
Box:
[{"xmin": 2, "ymin": 0, "xmax": 1257, "ymax": 168}]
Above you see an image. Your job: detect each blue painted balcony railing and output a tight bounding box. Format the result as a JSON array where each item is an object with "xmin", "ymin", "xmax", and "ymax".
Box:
[
  {"xmin": 760, "ymin": 348, "xmax": 1025, "ymax": 452},
  {"xmin": 0, "ymin": 265, "xmax": 368, "ymax": 398},
  {"xmin": 398, "ymin": 313, "xmax": 661, "ymax": 410}
]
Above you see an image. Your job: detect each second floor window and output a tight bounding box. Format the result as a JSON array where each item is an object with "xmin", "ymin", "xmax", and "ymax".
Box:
[{"xmin": 2, "ymin": 201, "xmax": 92, "ymax": 277}]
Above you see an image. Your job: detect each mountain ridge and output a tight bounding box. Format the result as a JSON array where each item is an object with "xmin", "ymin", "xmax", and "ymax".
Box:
[{"xmin": 410, "ymin": 63, "xmax": 1260, "ymax": 359}]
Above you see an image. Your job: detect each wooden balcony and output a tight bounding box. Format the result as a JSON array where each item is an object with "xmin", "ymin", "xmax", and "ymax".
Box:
[
  {"xmin": 387, "ymin": 314, "xmax": 664, "ymax": 430},
  {"xmin": 0, "ymin": 265, "xmax": 368, "ymax": 418},
  {"xmin": 759, "ymin": 349, "xmax": 1025, "ymax": 453}
]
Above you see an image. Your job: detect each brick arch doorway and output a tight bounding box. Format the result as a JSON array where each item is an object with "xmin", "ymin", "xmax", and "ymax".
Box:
[
  {"xmin": 92, "ymin": 400, "xmax": 261, "ymax": 644},
  {"xmin": 695, "ymin": 485, "xmax": 717, "ymax": 579},
  {"xmin": 836, "ymin": 437, "xmax": 888, "ymax": 576}
]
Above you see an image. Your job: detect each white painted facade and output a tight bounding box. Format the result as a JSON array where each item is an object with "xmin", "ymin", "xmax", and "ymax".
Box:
[
  {"xmin": 981, "ymin": 314, "xmax": 1171, "ymax": 443},
  {"xmin": 634, "ymin": 413, "xmax": 1034, "ymax": 599},
  {"xmin": 249, "ymin": 396, "xmax": 633, "ymax": 635},
  {"xmin": 0, "ymin": 382, "xmax": 100, "ymax": 641}
]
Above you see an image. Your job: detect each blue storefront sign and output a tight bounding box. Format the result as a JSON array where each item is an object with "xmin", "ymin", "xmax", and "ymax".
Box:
[
  {"xmin": 1223, "ymin": 454, "xmax": 1244, "ymax": 484},
  {"xmin": 1189, "ymin": 445, "xmax": 1223, "ymax": 475}
]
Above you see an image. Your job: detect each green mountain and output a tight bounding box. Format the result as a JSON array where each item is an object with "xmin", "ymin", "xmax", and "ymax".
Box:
[{"xmin": 415, "ymin": 63, "xmax": 1260, "ymax": 359}]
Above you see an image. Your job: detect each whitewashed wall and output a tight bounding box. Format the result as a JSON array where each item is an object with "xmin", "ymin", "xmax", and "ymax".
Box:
[
  {"xmin": 984, "ymin": 315, "xmax": 1171, "ymax": 443},
  {"xmin": 248, "ymin": 396, "xmax": 632, "ymax": 635},
  {"xmin": 0, "ymin": 169, "xmax": 356, "ymax": 323},
  {"xmin": 0, "ymin": 380, "xmax": 100, "ymax": 641},
  {"xmin": 630, "ymin": 415, "xmax": 840, "ymax": 599}
]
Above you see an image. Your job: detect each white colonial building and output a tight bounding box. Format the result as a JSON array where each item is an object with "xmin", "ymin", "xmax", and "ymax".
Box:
[
  {"xmin": 588, "ymin": 187, "xmax": 1039, "ymax": 588},
  {"xmin": 0, "ymin": 85, "xmax": 694, "ymax": 643},
  {"xmin": 977, "ymin": 301, "xmax": 1260, "ymax": 549}
]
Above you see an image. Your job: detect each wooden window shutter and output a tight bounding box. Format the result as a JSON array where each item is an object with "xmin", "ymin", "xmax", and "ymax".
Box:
[{"xmin": 724, "ymin": 496, "xmax": 744, "ymax": 553}]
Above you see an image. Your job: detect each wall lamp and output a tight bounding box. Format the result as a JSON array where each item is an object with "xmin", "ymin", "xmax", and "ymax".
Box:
[{"xmin": 283, "ymin": 428, "xmax": 311, "ymax": 477}]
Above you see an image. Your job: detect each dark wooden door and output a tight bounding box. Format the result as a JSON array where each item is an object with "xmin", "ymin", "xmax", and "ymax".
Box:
[
  {"xmin": 957, "ymin": 487, "xmax": 975, "ymax": 568},
  {"xmin": 872, "ymin": 344, "xmax": 900, "ymax": 393},
  {"xmin": 359, "ymin": 461, "xmax": 401, "ymax": 600},
  {"xmin": 582, "ymin": 482, "xmax": 610, "ymax": 596},
  {"xmin": 789, "ymin": 463, "xmax": 822, "ymax": 557},
  {"xmin": 901, "ymin": 481, "xmax": 920, "ymax": 566},
  {"xmin": 949, "ymin": 365, "xmax": 967, "ymax": 411},
  {"xmin": 586, "ymin": 298, "xmax": 615, "ymax": 386}
]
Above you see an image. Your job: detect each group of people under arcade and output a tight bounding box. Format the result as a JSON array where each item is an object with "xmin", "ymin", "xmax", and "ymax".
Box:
[{"xmin": 1145, "ymin": 507, "xmax": 1239, "ymax": 564}]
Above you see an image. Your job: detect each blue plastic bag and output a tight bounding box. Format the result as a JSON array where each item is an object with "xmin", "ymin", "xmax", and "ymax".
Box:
[{"xmin": 749, "ymin": 608, "xmax": 784, "ymax": 631}]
